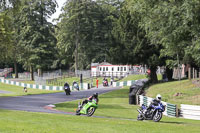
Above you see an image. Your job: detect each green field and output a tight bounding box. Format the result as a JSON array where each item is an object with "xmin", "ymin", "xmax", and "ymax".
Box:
[
  {"xmin": 0, "ymin": 86, "xmax": 199, "ymax": 132},
  {"xmin": 0, "ymin": 108, "xmax": 199, "ymax": 133},
  {"xmin": 54, "ymin": 87, "xmax": 200, "ymax": 132},
  {"xmin": 0, "ymin": 83, "xmax": 61, "ymax": 97},
  {"xmin": 0, "ymin": 82, "xmax": 200, "ymax": 132},
  {"xmin": 119, "ymin": 74, "xmax": 147, "ymax": 81},
  {"xmin": 146, "ymin": 79, "xmax": 200, "ymax": 106},
  {"xmin": 119, "ymin": 74, "xmax": 162, "ymax": 82}
]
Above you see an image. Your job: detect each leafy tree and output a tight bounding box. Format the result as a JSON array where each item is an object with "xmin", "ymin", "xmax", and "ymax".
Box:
[
  {"xmin": 127, "ymin": 0, "xmax": 200, "ymax": 74},
  {"xmin": 0, "ymin": 12, "xmax": 13, "ymax": 63},
  {"xmin": 56, "ymin": 0, "xmax": 116, "ymax": 71},
  {"xmin": 111, "ymin": 1, "xmax": 165, "ymax": 83},
  {"xmin": 16, "ymin": 0, "xmax": 57, "ymax": 80}
]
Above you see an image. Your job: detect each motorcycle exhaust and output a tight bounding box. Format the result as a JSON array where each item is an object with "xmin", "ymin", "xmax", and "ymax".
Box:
[{"xmin": 137, "ymin": 109, "xmax": 142, "ymax": 114}]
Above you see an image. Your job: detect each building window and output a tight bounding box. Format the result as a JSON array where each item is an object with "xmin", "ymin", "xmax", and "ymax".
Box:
[
  {"xmin": 106, "ymin": 67, "xmax": 108, "ymax": 71},
  {"xmin": 100, "ymin": 67, "xmax": 102, "ymax": 71},
  {"xmin": 121, "ymin": 67, "xmax": 123, "ymax": 71},
  {"xmin": 124, "ymin": 67, "xmax": 126, "ymax": 71},
  {"xmin": 118, "ymin": 67, "xmax": 119, "ymax": 71},
  {"xmin": 103, "ymin": 67, "xmax": 105, "ymax": 71},
  {"xmin": 112, "ymin": 67, "xmax": 114, "ymax": 71}
]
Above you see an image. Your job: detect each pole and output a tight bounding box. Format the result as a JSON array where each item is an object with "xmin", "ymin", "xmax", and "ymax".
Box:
[{"xmin": 177, "ymin": 54, "xmax": 181, "ymax": 81}]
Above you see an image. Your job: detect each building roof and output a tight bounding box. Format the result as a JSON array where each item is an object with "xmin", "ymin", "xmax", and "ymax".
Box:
[
  {"xmin": 99, "ymin": 62, "xmax": 112, "ymax": 66},
  {"xmin": 91, "ymin": 63, "xmax": 99, "ymax": 67}
]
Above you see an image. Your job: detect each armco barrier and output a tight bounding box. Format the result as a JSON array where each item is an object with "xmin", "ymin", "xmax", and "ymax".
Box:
[
  {"xmin": 113, "ymin": 80, "xmax": 135, "ymax": 87},
  {"xmin": 0, "ymin": 78, "xmax": 89, "ymax": 91},
  {"xmin": 180, "ymin": 104, "xmax": 200, "ymax": 120},
  {"xmin": 138, "ymin": 95, "xmax": 178, "ymax": 117},
  {"xmin": 113, "ymin": 79, "xmax": 148, "ymax": 87}
]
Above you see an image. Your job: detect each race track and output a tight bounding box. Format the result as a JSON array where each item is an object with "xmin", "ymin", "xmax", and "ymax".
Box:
[{"xmin": 0, "ymin": 86, "xmax": 120, "ymax": 114}]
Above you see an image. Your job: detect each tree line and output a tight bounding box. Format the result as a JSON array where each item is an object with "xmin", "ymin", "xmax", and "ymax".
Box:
[{"xmin": 0, "ymin": 0, "xmax": 200, "ymax": 82}]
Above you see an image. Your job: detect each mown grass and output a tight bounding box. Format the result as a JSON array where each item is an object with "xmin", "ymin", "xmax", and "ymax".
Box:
[
  {"xmin": 19, "ymin": 80, "xmax": 35, "ymax": 84},
  {"xmin": 146, "ymin": 79, "xmax": 200, "ymax": 106},
  {"xmin": 0, "ymin": 108, "xmax": 199, "ymax": 133},
  {"xmin": 47, "ymin": 77, "xmax": 80, "ymax": 86},
  {"xmin": 0, "ymin": 83, "xmax": 61, "ymax": 97},
  {"xmin": 53, "ymin": 86, "xmax": 200, "ymax": 132},
  {"xmin": 0, "ymin": 84, "xmax": 199, "ymax": 132},
  {"xmin": 119, "ymin": 74, "xmax": 162, "ymax": 82},
  {"xmin": 119, "ymin": 74, "xmax": 147, "ymax": 81}
]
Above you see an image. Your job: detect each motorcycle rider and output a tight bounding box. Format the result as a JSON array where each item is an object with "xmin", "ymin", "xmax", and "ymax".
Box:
[
  {"xmin": 63, "ymin": 82, "xmax": 71, "ymax": 95},
  {"xmin": 144, "ymin": 94, "xmax": 162, "ymax": 114},
  {"xmin": 73, "ymin": 81, "xmax": 79, "ymax": 91},
  {"xmin": 81, "ymin": 93, "xmax": 99, "ymax": 106}
]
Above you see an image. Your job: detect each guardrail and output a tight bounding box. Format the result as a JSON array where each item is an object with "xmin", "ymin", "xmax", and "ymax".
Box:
[
  {"xmin": 113, "ymin": 79, "xmax": 148, "ymax": 87},
  {"xmin": 138, "ymin": 95, "xmax": 178, "ymax": 117},
  {"xmin": 0, "ymin": 78, "xmax": 90, "ymax": 91},
  {"xmin": 180, "ymin": 104, "xmax": 200, "ymax": 120}
]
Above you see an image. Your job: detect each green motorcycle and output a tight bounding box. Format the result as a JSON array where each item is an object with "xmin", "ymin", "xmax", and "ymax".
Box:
[{"xmin": 76, "ymin": 100, "xmax": 98, "ymax": 117}]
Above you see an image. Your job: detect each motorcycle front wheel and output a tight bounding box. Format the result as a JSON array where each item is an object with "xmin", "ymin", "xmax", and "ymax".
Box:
[
  {"xmin": 76, "ymin": 109, "xmax": 81, "ymax": 115},
  {"xmin": 153, "ymin": 112, "xmax": 162, "ymax": 122},
  {"xmin": 87, "ymin": 107, "xmax": 96, "ymax": 117},
  {"xmin": 137, "ymin": 114, "xmax": 144, "ymax": 121}
]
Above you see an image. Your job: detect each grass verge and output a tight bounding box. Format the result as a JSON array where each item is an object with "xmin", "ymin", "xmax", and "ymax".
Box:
[{"xmin": 0, "ymin": 83, "xmax": 61, "ymax": 97}]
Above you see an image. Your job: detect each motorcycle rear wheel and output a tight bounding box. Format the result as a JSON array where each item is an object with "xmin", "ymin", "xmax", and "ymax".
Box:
[
  {"xmin": 87, "ymin": 107, "xmax": 96, "ymax": 117},
  {"xmin": 153, "ymin": 112, "xmax": 162, "ymax": 122}
]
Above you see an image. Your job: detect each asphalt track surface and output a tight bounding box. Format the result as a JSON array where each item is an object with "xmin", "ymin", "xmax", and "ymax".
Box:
[{"xmin": 0, "ymin": 86, "xmax": 121, "ymax": 115}]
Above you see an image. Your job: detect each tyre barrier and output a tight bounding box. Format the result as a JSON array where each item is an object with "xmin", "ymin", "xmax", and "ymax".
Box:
[
  {"xmin": 138, "ymin": 95, "xmax": 178, "ymax": 117},
  {"xmin": 129, "ymin": 83, "xmax": 144, "ymax": 105},
  {"xmin": 0, "ymin": 78, "xmax": 90, "ymax": 91}
]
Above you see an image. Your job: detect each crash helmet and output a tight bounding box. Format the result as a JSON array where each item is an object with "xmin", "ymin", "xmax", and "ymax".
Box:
[
  {"xmin": 156, "ymin": 94, "xmax": 162, "ymax": 101},
  {"xmin": 93, "ymin": 93, "xmax": 98, "ymax": 98}
]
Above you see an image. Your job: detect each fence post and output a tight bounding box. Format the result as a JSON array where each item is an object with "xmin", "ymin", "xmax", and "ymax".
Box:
[
  {"xmin": 136, "ymin": 95, "xmax": 139, "ymax": 105},
  {"xmin": 176, "ymin": 105, "xmax": 179, "ymax": 117},
  {"xmin": 195, "ymin": 70, "xmax": 197, "ymax": 79},
  {"xmin": 193, "ymin": 68, "xmax": 195, "ymax": 79},
  {"xmin": 199, "ymin": 72, "xmax": 200, "ymax": 80},
  {"xmin": 189, "ymin": 67, "xmax": 191, "ymax": 80}
]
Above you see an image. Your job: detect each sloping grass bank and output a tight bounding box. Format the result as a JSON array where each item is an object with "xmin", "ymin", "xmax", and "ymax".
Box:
[
  {"xmin": 146, "ymin": 80, "xmax": 200, "ymax": 106},
  {"xmin": 119, "ymin": 74, "xmax": 162, "ymax": 82}
]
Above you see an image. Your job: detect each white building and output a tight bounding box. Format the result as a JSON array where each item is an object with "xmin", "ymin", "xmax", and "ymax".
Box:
[{"xmin": 91, "ymin": 62, "xmax": 141, "ymax": 77}]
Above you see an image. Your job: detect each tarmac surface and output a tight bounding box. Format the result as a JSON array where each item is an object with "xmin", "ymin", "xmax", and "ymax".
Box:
[{"xmin": 0, "ymin": 86, "xmax": 121, "ymax": 115}]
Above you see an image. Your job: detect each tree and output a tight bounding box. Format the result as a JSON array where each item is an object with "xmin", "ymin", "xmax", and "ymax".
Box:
[
  {"xmin": 127, "ymin": 0, "xmax": 200, "ymax": 77},
  {"xmin": 0, "ymin": 12, "xmax": 13, "ymax": 63},
  {"xmin": 111, "ymin": 1, "xmax": 165, "ymax": 83},
  {"xmin": 16, "ymin": 0, "xmax": 57, "ymax": 80},
  {"xmin": 56, "ymin": 0, "xmax": 116, "ymax": 71}
]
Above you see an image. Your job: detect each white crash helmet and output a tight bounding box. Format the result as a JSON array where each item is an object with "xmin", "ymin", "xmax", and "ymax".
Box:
[{"xmin": 156, "ymin": 94, "xmax": 162, "ymax": 101}]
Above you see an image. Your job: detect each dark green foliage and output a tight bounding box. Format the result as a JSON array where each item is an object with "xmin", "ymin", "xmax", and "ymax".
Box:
[
  {"xmin": 16, "ymin": 0, "xmax": 57, "ymax": 72},
  {"xmin": 56, "ymin": 0, "xmax": 117, "ymax": 70}
]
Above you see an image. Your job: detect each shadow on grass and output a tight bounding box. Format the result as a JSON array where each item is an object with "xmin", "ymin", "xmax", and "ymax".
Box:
[
  {"xmin": 159, "ymin": 121, "xmax": 186, "ymax": 124},
  {"xmin": 56, "ymin": 102, "xmax": 126, "ymax": 110}
]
